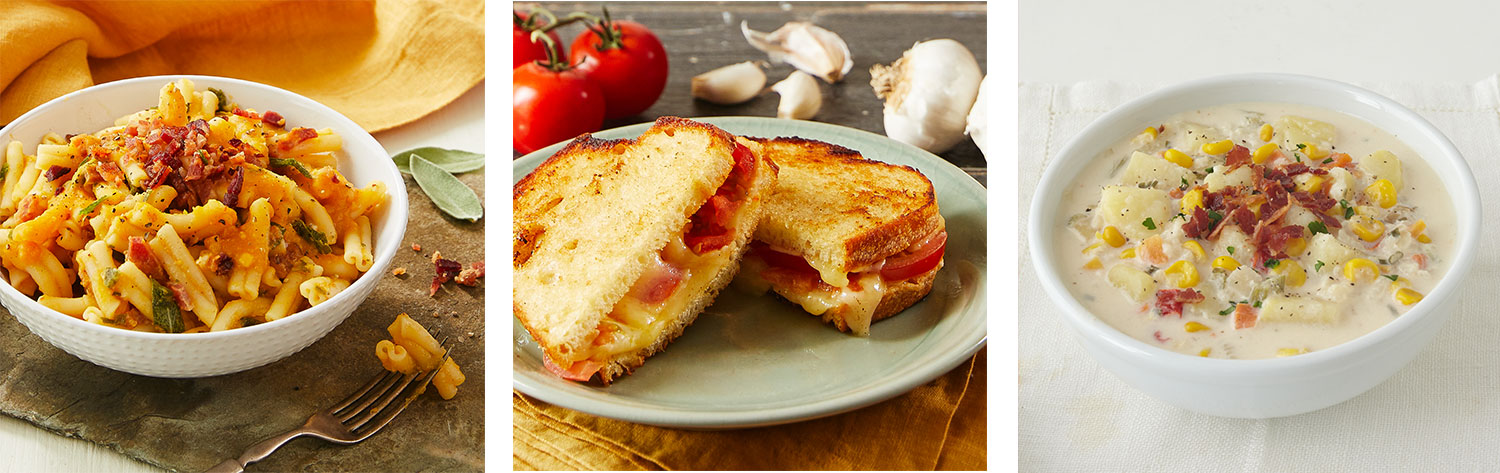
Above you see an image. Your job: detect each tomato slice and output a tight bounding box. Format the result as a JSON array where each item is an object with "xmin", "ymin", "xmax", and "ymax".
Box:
[
  {"xmin": 749, "ymin": 241, "xmax": 819, "ymax": 275},
  {"xmin": 629, "ymin": 260, "xmax": 684, "ymax": 305},
  {"xmin": 880, "ymin": 230, "xmax": 948, "ymax": 281},
  {"xmin": 683, "ymin": 143, "xmax": 755, "ymax": 253},
  {"xmin": 544, "ymin": 357, "xmax": 602, "ymax": 382}
]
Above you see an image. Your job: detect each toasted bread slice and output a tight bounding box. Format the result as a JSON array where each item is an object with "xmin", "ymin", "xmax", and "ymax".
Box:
[
  {"xmin": 738, "ymin": 136, "xmax": 945, "ymax": 335},
  {"xmin": 514, "ymin": 117, "xmax": 777, "ymax": 384}
]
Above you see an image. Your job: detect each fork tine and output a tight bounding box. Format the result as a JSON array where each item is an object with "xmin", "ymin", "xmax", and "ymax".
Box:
[
  {"xmin": 352, "ymin": 339, "xmax": 455, "ymax": 438},
  {"xmin": 329, "ymin": 369, "xmax": 397, "ymax": 414},
  {"xmin": 332, "ymin": 370, "xmax": 403, "ymax": 420},
  {"xmin": 344, "ymin": 370, "xmax": 422, "ymax": 432}
]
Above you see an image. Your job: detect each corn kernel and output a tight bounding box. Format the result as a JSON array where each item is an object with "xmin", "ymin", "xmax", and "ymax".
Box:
[
  {"xmin": 1121, "ymin": 247, "xmax": 1137, "ymax": 259},
  {"xmin": 1418, "ymin": 234, "xmax": 1432, "ymax": 244},
  {"xmin": 1184, "ymin": 321, "xmax": 1210, "ymax": 333},
  {"xmin": 1199, "ymin": 348, "xmax": 1211, "ymax": 357},
  {"xmin": 1100, "ymin": 226, "xmax": 1126, "ymax": 247},
  {"xmin": 1295, "ymin": 175, "xmax": 1325, "ymax": 193},
  {"xmin": 1411, "ymin": 220, "xmax": 1431, "ymax": 243},
  {"xmin": 1276, "ymin": 348, "xmax": 1307, "ymax": 357},
  {"xmin": 1389, "ymin": 276, "xmax": 1410, "ymax": 291},
  {"xmin": 1201, "ymin": 139, "xmax": 1234, "ymax": 156},
  {"xmin": 1182, "ymin": 241, "xmax": 1206, "ymax": 260},
  {"xmin": 1163, "ymin": 148, "xmax": 1193, "ymax": 168},
  {"xmin": 1252, "ymin": 143, "xmax": 1278, "ymax": 164},
  {"xmin": 1366, "ymin": 178, "xmax": 1397, "ymax": 209},
  {"xmin": 1275, "ymin": 260, "xmax": 1306, "ymax": 287},
  {"xmin": 1083, "ymin": 258, "xmax": 1103, "ymax": 270},
  {"xmin": 1212, "ymin": 255, "xmax": 1240, "ymax": 271},
  {"xmin": 1343, "ymin": 258, "xmax": 1380, "ymax": 283},
  {"xmin": 1142, "ymin": 127, "xmax": 1159, "ymax": 139},
  {"xmin": 1181, "ymin": 188, "xmax": 1205, "ymax": 214},
  {"xmin": 1082, "ymin": 241, "xmax": 1102, "ymax": 255},
  {"xmin": 1395, "ymin": 288, "xmax": 1424, "ymax": 305},
  {"xmin": 1284, "ymin": 237, "xmax": 1307, "ymax": 257},
  {"xmin": 1299, "ymin": 142, "xmax": 1329, "ymax": 159},
  {"xmin": 1259, "ymin": 124, "xmax": 1274, "ymax": 142},
  {"xmin": 1354, "ymin": 205, "xmax": 1376, "ymax": 217},
  {"xmin": 1351, "ymin": 215, "xmax": 1386, "ymax": 242},
  {"xmin": 1164, "ymin": 260, "xmax": 1200, "ymax": 288}
]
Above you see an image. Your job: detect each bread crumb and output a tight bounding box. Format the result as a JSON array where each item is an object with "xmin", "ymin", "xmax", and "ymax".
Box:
[
  {"xmin": 391, "ymin": 267, "xmax": 406, "ymax": 276},
  {"xmin": 411, "ymin": 243, "xmax": 421, "ymax": 252}
]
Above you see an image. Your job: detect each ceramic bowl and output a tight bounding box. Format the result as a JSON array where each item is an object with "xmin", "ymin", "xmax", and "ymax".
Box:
[
  {"xmin": 0, "ymin": 75, "xmax": 408, "ymax": 377},
  {"xmin": 1029, "ymin": 73, "xmax": 1480, "ymax": 418}
]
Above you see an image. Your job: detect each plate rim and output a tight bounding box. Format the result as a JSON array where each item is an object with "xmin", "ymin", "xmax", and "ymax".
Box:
[{"xmin": 511, "ymin": 116, "xmax": 988, "ymax": 429}]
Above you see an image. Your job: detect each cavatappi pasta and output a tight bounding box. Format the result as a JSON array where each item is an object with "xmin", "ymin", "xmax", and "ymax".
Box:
[
  {"xmin": 0, "ymin": 79, "xmax": 387, "ymax": 333},
  {"xmin": 375, "ymin": 313, "xmax": 464, "ymax": 399}
]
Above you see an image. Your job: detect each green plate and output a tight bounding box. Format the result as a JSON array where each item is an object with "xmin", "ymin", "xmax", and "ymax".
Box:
[{"xmin": 512, "ymin": 117, "xmax": 987, "ymax": 428}]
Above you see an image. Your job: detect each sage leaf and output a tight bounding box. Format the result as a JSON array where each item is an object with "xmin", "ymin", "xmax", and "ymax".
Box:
[
  {"xmin": 392, "ymin": 147, "xmax": 484, "ymax": 174},
  {"xmin": 151, "ymin": 280, "xmax": 185, "ymax": 333},
  {"xmin": 411, "ymin": 155, "xmax": 482, "ymax": 221}
]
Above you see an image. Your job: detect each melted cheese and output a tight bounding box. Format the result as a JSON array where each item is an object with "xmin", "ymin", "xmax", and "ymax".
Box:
[
  {"xmin": 589, "ymin": 234, "xmax": 736, "ymax": 359},
  {"xmin": 776, "ymin": 271, "xmax": 886, "ymax": 336}
]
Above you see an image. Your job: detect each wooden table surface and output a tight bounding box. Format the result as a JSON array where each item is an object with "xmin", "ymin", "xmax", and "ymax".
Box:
[{"xmin": 516, "ymin": 1, "xmax": 988, "ymax": 185}]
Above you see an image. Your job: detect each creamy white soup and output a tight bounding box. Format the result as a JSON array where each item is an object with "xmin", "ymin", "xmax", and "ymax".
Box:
[{"xmin": 1057, "ymin": 103, "xmax": 1454, "ymax": 359}]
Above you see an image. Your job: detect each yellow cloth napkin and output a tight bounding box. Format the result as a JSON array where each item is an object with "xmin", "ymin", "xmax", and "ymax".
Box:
[
  {"xmin": 514, "ymin": 348, "xmax": 987, "ymax": 471},
  {"xmin": 0, "ymin": 0, "xmax": 483, "ymax": 132}
]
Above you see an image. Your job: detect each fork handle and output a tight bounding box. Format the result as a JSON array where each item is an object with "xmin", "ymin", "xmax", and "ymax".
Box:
[{"xmin": 204, "ymin": 428, "xmax": 309, "ymax": 473}]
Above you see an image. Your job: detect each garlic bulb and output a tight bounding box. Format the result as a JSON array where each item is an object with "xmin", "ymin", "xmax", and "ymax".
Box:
[
  {"xmin": 870, "ymin": 39, "xmax": 982, "ymax": 154},
  {"xmin": 691, "ymin": 61, "xmax": 766, "ymax": 105},
  {"xmin": 965, "ymin": 75, "xmax": 992, "ymax": 160},
  {"xmin": 771, "ymin": 71, "xmax": 821, "ymax": 120},
  {"xmin": 741, "ymin": 21, "xmax": 853, "ymax": 83}
]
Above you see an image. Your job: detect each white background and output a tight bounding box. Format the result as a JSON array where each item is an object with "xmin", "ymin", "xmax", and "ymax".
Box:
[{"xmin": 0, "ymin": 81, "xmax": 484, "ymax": 473}]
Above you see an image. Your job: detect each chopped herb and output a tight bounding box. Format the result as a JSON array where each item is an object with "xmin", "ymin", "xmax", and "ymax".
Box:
[
  {"xmin": 1219, "ymin": 305, "xmax": 1236, "ymax": 316},
  {"xmin": 209, "ymin": 88, "xmax": 232, "ymax": 113},
  {"xmin": 268, "ymin": 158, "xmax": 312, "ymax": 178},
  {"xmin": 1207, "ymin": 209, "xmax": 1223, "ymax": 226},
  {"xmin": 1294, "ymin": 153, "xmax": 1303, "ymax": 162},
  {"xmin": 1308, "ymin": 221, "xmax": 1330, "ymax": 235},
  {"xmin": 1314, "ymin": 260, "xmax": 1325, "ymax": 271},
  {"xmin": 1206, "ymin": 166, "xmax": 1215, "ymax": 174},
  {"xmin": 1264, "ymin": 259, "xmax": 1281, "ymax": 268},
  {"xmin": 150, "ymin": 280, "xmax": 185, "ymax": 333},
  {"xmin": 1340, "ymin": 199, "xmax": 1355, "ymax": 219},
  {"xmin": 1181, "ymin": 177, "xmax": 1189, "ymax": 188},
  {"xmin": 1385, "ymin": 274, "xmax": 1399, "ymax": 282},
  {"xmin": 1227, "ymin": 246, "xmax": 1236, "ymax": 255},
  {"xmin": 240, "ymin": 317, "xmax": 262, "ymax": 327},
  {"xmin": 291, "ymin": 220, "xmax": 332, "ymax": 254},
  {"xmin": 0, "ymin": 164, "xmax": 9, "ymax": 177},
  {"xmin": 1296, "ymin": 143, "xmax": 1307, "ymax": 150},
  {"xmin": 102, "ymin": 268, "xmax": 119, "ymax": 288},
  {"xmin": 1142, "ymin": 218, "xmax": 1156, "ymax": 230},
  {"xmin": 75, "ymin": 195, "xmax": 108, "ymax": 218},
  {"xmin": 1391, "ymin": 229, "xmax": 1401, "ymax": 237},
  {"xmin": 1253, "ymin": 300, "xmax": 1263, "ymax": 308},
  {"xmin": 1322, "ymin": 158, "xmax": 1334, "ymax": 164}
]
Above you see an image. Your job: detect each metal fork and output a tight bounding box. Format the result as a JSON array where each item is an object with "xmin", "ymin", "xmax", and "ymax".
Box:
[{"xmin": 206, "ymin": 336, "xmax": 452, "ymax": 473}]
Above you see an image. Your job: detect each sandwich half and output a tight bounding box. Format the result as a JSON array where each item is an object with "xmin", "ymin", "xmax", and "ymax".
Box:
[
  {"xmin": 514, "ymin": 117, "xmax": 777, "ymax": 384},
  {"xmin": 737, "ymin": 137, "xmax": 946, "ymax": 336}
]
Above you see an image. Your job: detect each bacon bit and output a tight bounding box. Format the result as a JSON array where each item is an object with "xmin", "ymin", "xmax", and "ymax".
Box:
[
  {"xmin": 1234, "ymin": 304, "xmax": 1258, "ymax": 329},
  {"xmin": 1155, "ymin": 289, "xmax": 1205, "ymax": 317},
  {"xmin": 454, "ymin": 261, "xmax": 485, "ymax": 286},
  {"xmin": 1228, "ymin": 207, "xmax": 1257, "ymax": 235},
  {"xmin": 430, "ymin": 256, "xmax": 463, "ymax": 296},
  {"xmin": 262, "ymin": 111, "xmax": 286, "ymax": 127},
  {"xmin": 128, "ymin": 236, "xmax": 166, "ymax": 281},
  {"xmin": 275, "ymin": 128, "xmax": 319, "ymax": 153},
  {"xmin": 1154, "ymin": 331, "xmax": 1170, "ymax": 343},
  {"xmin": 1142, "ymin": 235, "xmax": 1168, "ymax": 265},
  {"xmin": 1414, "ymin": 253, "xmax": 1428, "ymax": 270},
  {"xmin": 167, "ymin": 282, "xmax": 195, "ymax": 312},
  {"xmin": 411, "ymin": 243, "xmax": 422, "ymax": 252},
  {"xmin": 224, "ymin": 166, "xmax": 244, "ymax": 208},
  {"xmin": 1184, "ymin": 207, "xmax": 1214, "ymax": 239},
  {"xmin": 1251, "ymin": 223, "xmax": 1305, "ymax": 269},
  {"xmin": 14, "ymin": 195, "xmax": 46, "ymax": 222},
  {"xmin": 1313, "ymin": 211, "xmax": 1343, "ymax": 230},
  {"xmin": 97, "ymin": 162, "xmax": 126, "ymax": 187},
  {"xmin": 1281, "ymin": 162, "xmax": 1311, "ymax": 176},
  {"xmin": 42, "ymin": 165, "xmax": 71, "ymax": 182},
  {"xmin": 232, "ymin": 107, "xmax": 262, "ymax": 121},
  {"xmin": 1168, "ymin": 187, "xmax": 1185, "ymax": 199},
  {"xmin": 213, "ymin": 253, "xmax": 234, "ymax": 276},
  {"xmin": 1225, "ymin": 145, "xmax": 1251, "ymax": 168},
  {"xmin": 392, "ymin": 267, "xmax": 407, "ymax": 276},
  {"xmin": 1291, "ymin": 189, "xmax": 1336, "ymax": 213}
]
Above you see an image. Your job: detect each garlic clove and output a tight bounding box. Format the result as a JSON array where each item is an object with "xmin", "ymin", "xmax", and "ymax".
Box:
[
  {"xmin": 965, "ymin": 75, "xmax": 991, "ymax": 160},
  {"xmin": 691, "ymin": 61, "xmax": 767, "ymax": 105},
  {"xmin": 871, "ymin": 39, "xmax": 982, "ymax": 154},
  {"xmin": 771, "ymin": 71, "xmax": 822, "ymax": 120},
  {"xmin": 741, "ymin": 21, "xmax": 853, "ymax": 83}
]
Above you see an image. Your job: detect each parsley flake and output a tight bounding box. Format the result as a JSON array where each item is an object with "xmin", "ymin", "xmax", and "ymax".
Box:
[
  {"xmin": 1314, "ymin": 260, "xmax": 1325, "ymax": 271},
  {"xmin": 1264, "ymin": 259, "xmax": 1281, "ymax": 268},
  {"xmin": 1142, "ymin": 218, "xmax": 1156, "ymax": 230},
  {"xmin": 1385, "ymin": 274, "xmax": 1400, "ymax": 282},
  {"xmin": 1308, "ymin": 221, "xmax": 1330, "ymax": 236}
]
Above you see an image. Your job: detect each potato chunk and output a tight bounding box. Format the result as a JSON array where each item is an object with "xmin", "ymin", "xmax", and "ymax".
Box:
[
  {"xmin": 1259, "ymin": 295, "xmax": 1339, "ymax": 324},
  {"xmin": 1274, "ymin": 115, "xmax": 1337, "ymax": 150},
  {"xmin": 1097, "ymin": 186, "xmax": 1171, "ymax": 240},
  {"xmin": 1121, "ymin": 151, "xmax": 1190, "ymax": 189},
  {"xmin": 1204, "ymin": 166, "xmax": 1253, "ymax": 192},
  {"xmin": 1308, "ymin": 233, "xmax": 1357, "ymax": 267},
  {"xmin": 1107, "ymin": 264, "xmax": 1156, "ymax": 302},
  {"xmin": 1359, "ymin": 150, "xmax": 1404, "ymax": 188}
]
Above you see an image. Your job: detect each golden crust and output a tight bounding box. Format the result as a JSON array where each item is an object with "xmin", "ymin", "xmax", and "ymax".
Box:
[{"xmin": 816, "ymin": 262, "xmax": 942, "ymax": 333}]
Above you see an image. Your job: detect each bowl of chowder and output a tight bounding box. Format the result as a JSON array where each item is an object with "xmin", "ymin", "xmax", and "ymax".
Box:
[{"xmin": 1030, "ymin": 74, "xmax": 1480, "ymax": 418}]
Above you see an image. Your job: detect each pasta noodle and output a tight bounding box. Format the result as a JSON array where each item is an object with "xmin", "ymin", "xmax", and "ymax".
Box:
[
  {"xmin": 373, "ymin": 313, "xmax": 464, "ymax": 400},
  {"xmin": 0, "ymin": 79, "xmax": 387, "ymax": 332}
]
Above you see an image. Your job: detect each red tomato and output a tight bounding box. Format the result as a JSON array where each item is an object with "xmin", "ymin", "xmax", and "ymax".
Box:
[
  {"xmin": 569, "ymin": 19, "xmax": 669, "ymax": 119},
  {"xmin": 749, "ymin": 242, "xmax": 818, "ymax": 275},
  {"xmin": 514, "ymin": 11, "xmax": 562, "ymax": 68},
  {"xmin": 543, "ymin": 356, "xmax": 601, "ymax": 382},
  {"xmin": 880, "ymin": 230, "xmax": 948, "ymax": 281},
  {"xmin": 513, "ymin": 61, "xmax": 605, "ymax": 154}
]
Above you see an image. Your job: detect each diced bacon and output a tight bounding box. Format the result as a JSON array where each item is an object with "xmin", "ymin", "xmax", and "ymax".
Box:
[
  {"xmin": 14, "ymin": 195, "xmax": 45, "ymax": 222},
  {"xmin": 1183, "ymin": 206, "xmax": 1214, "ymax": 239},
  {"xmin": 182, "ymin": 154, "xmax": 206, "ymax": 180},
  {"xmin": 1252, "ymin": 223, "xmax": 1305, "ymax": 267},
  {"xmin": 213, "ymin": 253, "xmax": 234, "ymax": 276},
  {"xmin": 1291, "ymin": 189, "xmax": 1336, "ymax": 213},
  {"xmin": 167, "ymin": 282, "xmax": 194, "ymax": 312},
  {"xmin": 262, "ymin": 111, "xmax": 286, "ymax": 127},
  {"xmin": 42, "ymin": 165, "xmax": 70, "ymax": 182},
  {"xmin": 97, "ymin": 162, "xmax": 126, "ymax": 187},
  {"xmin": 1155, "ymin": 289, "xmax": 1205, "ymax": 317},
  {"xmin": 1281, "ymin": 162, "xmax": 1310, "ymax": 176},
  {"xmin": 430, "ymin": 257, "xmax": 463, "ymax": 296},
  {"xmin": 275, "ymin": 127, "xmax": 319, "ymax": 153},
  {"xmin": 454, "ymin": 261, "xmax": 485, "ymax": 287},
  {"xmin": 128, "ymin": 236, "xmax": 166, "ymax": 281},
  {"xmin": 1234, "ymin": 304, "xmax": 1257, "ymax": 329},
  {"xmin": 232, "ymin": 107, "xmax": 262, "ymax": 121},
  {"xmin": 1228, "ymin": 207, "xmax": 1257, "ymax": 235},
  {"xmin": 1225, "ymin": 145, "xmax": 1251, "ymax": 168},
  {"xmin": 1313, "ymin": 211, "xmax": 1343, "ymax": 230},
  {"xmin": 224, "ymin": 166, "xmax": 244, "ymax": 208}
]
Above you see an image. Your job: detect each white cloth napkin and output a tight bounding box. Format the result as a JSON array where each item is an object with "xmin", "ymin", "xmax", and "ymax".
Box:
[{"xmin": 1020, "ymin": 77, "xmax": 1500, "ymax": 471}]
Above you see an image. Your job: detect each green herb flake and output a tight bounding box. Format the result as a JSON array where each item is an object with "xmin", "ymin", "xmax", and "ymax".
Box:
[
  {"xmin": 209, "ymin": 88, "xmax": 232, "ymax": 113},
  {"xmin": 1253, "ymin": 300, "xmax": 1263, "ymax": 308},
  {"xmin": 1181, "ymin": 177, "xmax": 1189, "ymax": 188},
  {"xmin": 1385, "ymin": 274, "xmax": 1400, "ymax": 282},
  {"xmin": 1296, "ymin": 143, "xmax": 1307, "ymax": 150},
  {"xmin": 392, "ymin": 147, "xmax": 485, "ymax": 175},
  {"xmin": 1391, "ymin": 229, "xmax": 1401, "ymax": 237},
  {"xmin": 1308, "ymin": 220, "xmax": 1329, "ymax": 236},
  {"xmin": 1219, "ymin": 305, "xmax": 1235, "ymax": 316},
  {"xmin": 102, "ymin": 268, "xmax": 119, "ymax": 288},
  {"xmin": 410, "ymin": 155, "xmax": 483, "ymax": 221},
  {"xmin": 76, "ymin": 194, "xmax": 109, "ymax": 218},
  {"xmin": 240, "ymin": 317, "xmax": 262, "ymax": 327},
  {"xmin": 268, "ymin": 158, "xmax": 313, "ymax": 178},
  {"xmin": 291, "ymin": 220, "xmax": 332, "ymax": 254},
  {"xmin": 1227, "ymin": 246, "xmax": 1236, "ymax": 255},
  {"xmin": 150, "ymin": 280, "xmax": 185, "ymax": 333},
  {"xmin": 1264, "ymin": 259, "xmax": 1281, "ymax": 268},
  {"xmin": 1322, "ymin": 158, "xmax": 1334, "ymax": 164},
  {"xmin": 1142, "ymin": 217, "xmax": 1156, "ymax": 230},
  {"xmin": 1314, "ymin": 260, "xmax": 1325, "ymax": 271},
  {"xmin": 1205, "ymin": 166, "xmax": 1215, "ymax": 174}
]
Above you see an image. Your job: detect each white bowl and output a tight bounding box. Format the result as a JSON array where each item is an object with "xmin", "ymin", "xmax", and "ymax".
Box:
[
  {"xmin": 0, "ymin": 75, "xmax": 408, "ymax": 378},
  {"xmin": 1029, "ymin": 73, "xmax": 1481, "ymax": 418}
]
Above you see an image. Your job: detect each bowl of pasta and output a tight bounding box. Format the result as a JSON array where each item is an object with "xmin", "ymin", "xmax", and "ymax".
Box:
[{"xmin": 0, "ymin": 75, "xmax": 407, "ymax": 377}]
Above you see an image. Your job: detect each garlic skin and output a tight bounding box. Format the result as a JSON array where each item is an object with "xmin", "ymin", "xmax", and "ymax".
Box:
[
  {"xmin": 871, "ymin": 39, "xmax": 982, "ymax": 154},
  {"xmin": 741, "ymin": 21, "xmax": 853, "ymax": 83},
  {"xmin": 965, "ymin": 75, "xmax": 992, "ymax": 160},
  {"xmin": 691, "ymin": 61, "xmax": 766, "ymax": 105},
  {"xmin": 771, "ymin": 71, "xmax": 822, "ymax": 120}
]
